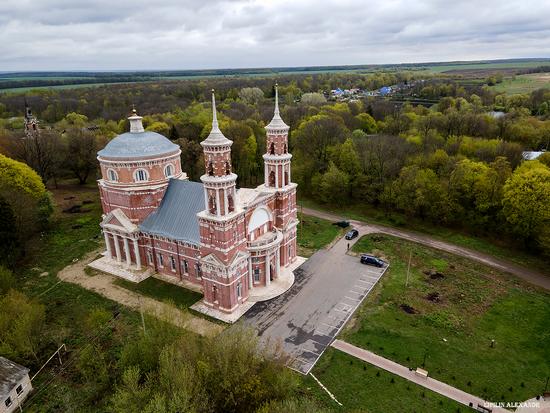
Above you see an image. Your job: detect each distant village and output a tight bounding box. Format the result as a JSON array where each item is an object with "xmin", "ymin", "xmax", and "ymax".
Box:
[{"xmin": 326, "ymin": 79, "xmax": 426, "ymax": 102}]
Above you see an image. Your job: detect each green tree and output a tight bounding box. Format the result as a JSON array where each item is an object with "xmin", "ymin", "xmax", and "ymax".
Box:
[
  {"xmin": 355, "ymin": 113, "xmax": 377, "ymax": 134},
  {"xmin": 0, "ymin": 196, "xmax": 19, "ymax": 267},
  {"xmin": 0, "ymin": 266, "xmax": 15, "ymax": 296},
  {"xmin": 0, "ymin": 290, "xmax": 45, "ymax": 359},
  {"xmin": 239, "ymin": 87, "xmax": 264, "ymax": 105},
  {"xmin": 314, "ymin": 162, "xmax": 350, "ymax": 206},
  {"xmin": 502, "ymin": 161, "xmax": 550, "ymax": 248}
]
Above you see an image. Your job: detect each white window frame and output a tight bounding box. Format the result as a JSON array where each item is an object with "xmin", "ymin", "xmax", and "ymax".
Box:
[
  {"xmin": 237, "ymin": 282, "xmax": 242, "ymax": 298},
  {"xmin": 164, "ymin": 163, "xmax": 175, "ymax": 178},
  {"xmin": 170, "ymin": 256, "xmax": 176, "ymax": 272},
  {"xmin": 16, "ymin": 384, "xmax": 22, "ymax": 395},
  {"xmin": 254, "ymin": 268, "xmax": 260, "ymax": 282},
  {"xmin": 157, "ymin": 253, "xmax": 164, "ymax": 267},
  {"xmin": 107, "ymin": 168, "xmax": 118, "ymax": 182},
  {"xmin": 134, "ymin": 168, "xmax": 149, "ymax": 182},
  {"xmin": 147, "ymin": 251, "xmax": 153, "ymax": 265},
  {"xmin": 5, "ymin": 397, "xmax": 12, "ymax": 407},
  {"xmin": 181, "ymin": 259, "xmax": 189, "ymax": 274}
]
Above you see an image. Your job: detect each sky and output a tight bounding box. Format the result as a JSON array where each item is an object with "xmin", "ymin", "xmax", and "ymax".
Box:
[{"xmin": 1, "ymin": 0, "xmax": 550, "ymax": 71}]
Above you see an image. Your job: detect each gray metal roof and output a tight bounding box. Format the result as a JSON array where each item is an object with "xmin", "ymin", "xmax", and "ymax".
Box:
[
  {"xmin": 97, "ymin": 131, "xmax": 179, "ymax": 159},
  {"xmin": 139, "ymin": 179, "xmax": 205, "ymax": 244},
  {"xmin": 0, "ymin": 357, "xmax": 29, "ymax": 397}
]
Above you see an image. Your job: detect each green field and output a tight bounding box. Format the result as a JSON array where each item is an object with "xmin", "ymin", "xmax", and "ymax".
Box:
[
  {"xmin": 426, "ymin": 60, "xmax": 550, "ymax": 73},
  {"xmin": 113, "ymin": 276, "xmax": 202, "ymax": 309},
  {"xmin": 341, "ymin": 234, "xmax": 550, "ymax": 404},
  {"xmin": 491, "ymin": 73, "xmax": 550, "ymax": 94},
  {"xmin": 308, "ymin": 349, "xmax": 473, "ymax": 413},
  {"xmin": 297, "ymin": 214, "xmax": 344, "ymax": 257}
]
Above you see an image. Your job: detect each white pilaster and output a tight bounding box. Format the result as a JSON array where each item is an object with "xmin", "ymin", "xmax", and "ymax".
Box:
[
  {"xmin": 104, "ymin": 231, "xmax": 112, "ymax": 260},
  {"xmin": 223, "ymin": 188, "xmax": 228, "ymax": 215},
  {"xmin": 276, "ymin": 248, "xmax": 280, "ymax": 278},
  {"xmin": 248, "ymin": 257, "xmax": 253, "ymax": 288},
  {"xmin": 216, "ymin": 189, "xmax": 221, "ymax": 216},
  {"xmin": 133, "ymin": 239, "xmax": 141, "ymax": 270},
  {"xmin": 275, "ymin": 165, "xmax": 279, "ymax": 188},
  {"xmin": 123, "ymin": 237, "xmax": 131, "ymax": 268},
  {"xmin": 266, "ymin": 254, "xmax": 271, "ymax": 286},
  {"xmin": 113, "ymin": 234, "xmax": 122, "ymax": 263},
  {"xmin": 264, "ymin": 164, "xmax": 268, "ymax": 186}
]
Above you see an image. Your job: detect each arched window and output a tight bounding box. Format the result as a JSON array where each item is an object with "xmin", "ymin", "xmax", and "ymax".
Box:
[
  {"xmin": 269, "ymin": 142, "xmax": 275, "ymax": 155},
  {"xmin": 134, "ymin": 169, "xmax": 149, "ymax": 182},
  {"xmin": 208, "ymin": 162, "xmax": 214, "ymax": 176},
  {"xmin": 228, "ymin": 194, "xmax": 234, "ymax": 212},
  {"xmin": 284, "ymin": 171, "xmax": 289, "ymax": 186},
  {"xmin": 225, "ymin": 161, "xmax": 231, "ymax": 175},
  {"xmin": 164, "ymin": 163, "xmax": 175, "ymax": 178},
  {"xmin": 107, "ymin": 169, "xmax": 118, "ymax": 182},
  {"xmin": 283, "ymin": 144, "xmax": 287, "ymax": 153},
  {"xmin": 209, "ymin": 196, "xmax": 217, "ymax": 214},
  {"xmin": 269, "ymin": 170, "xmax": 276, "ymax": 187}
]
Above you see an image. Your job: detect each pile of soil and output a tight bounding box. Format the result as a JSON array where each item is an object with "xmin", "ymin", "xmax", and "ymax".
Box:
[
  {"xmin": 426, "ymin": 292, "xmax": 440, "ymax": 302},
  {"xmin": 423, "ymin": 269, "xmax": 445, "ymax": 279},
  {"xmin": 400, "ymin": 304, "xmax": 417, "ymax": 314}
]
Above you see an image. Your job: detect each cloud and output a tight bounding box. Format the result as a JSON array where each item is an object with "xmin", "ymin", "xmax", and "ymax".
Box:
[{"xmin": 0, "ymin": 0, "xmax": 549, "ymax": 70}]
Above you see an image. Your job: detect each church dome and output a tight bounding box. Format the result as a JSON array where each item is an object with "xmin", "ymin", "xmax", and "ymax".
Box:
[{"xmin": 97, "ymin": 110, "xmax": 179, "ymax": 160}]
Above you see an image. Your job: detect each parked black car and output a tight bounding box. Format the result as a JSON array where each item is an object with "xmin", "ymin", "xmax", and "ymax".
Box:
[
  {"xmin": 360, "ymin": 254, "xmax": 384, "ymax": 267},
  {"xmin": 345, "ymin": 229, "xmax": 359, "ymax": 240},
  {"xmin": 333, "ymin": 220, "xmax": 350, "ymax": 228}
]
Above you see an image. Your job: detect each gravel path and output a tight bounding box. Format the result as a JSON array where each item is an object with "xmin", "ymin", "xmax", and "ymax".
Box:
[
  {"xmin": 303, "ymin": 207, "xmax": 550, "ymax": 290},
  {"xmin": 57, "ymin": 250, "xmax": 223, "ymax": 337}
]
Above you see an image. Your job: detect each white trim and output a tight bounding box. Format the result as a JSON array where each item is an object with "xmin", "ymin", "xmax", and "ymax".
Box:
[{"xmin": 134, "ymin": 168, "xmax": 149, "ymax": 182}]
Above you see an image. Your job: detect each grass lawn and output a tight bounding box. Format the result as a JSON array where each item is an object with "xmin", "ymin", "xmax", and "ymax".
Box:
[
  {"xmin": 12, "ymin": 181, "xmax": 145, "ymax": 412},
  {"xmin": 300, "ymin": 198, "xmax": 549, "ymax": 273},
  {"xmin": 307, "ymin": 348, "xmax": 473, "ymax": 413},
  {"xmin": 297, "ymin": 214, "xmax": 344, "ymax": 257},
  {"xmin": 113, "ymin": 276, "xmax": 202, "ymax": 309},
  {"xmin": 342, "ymin": 234, "xmax": 550, "ymax": 404}
]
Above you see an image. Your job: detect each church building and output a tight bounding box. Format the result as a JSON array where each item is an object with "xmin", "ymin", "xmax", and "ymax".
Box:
[{"xmin": 90, "ymin": 86, "xmax": 301, "ymax": 322}]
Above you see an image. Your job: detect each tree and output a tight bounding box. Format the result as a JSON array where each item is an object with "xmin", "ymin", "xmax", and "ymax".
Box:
[
  {"xmin": 63, "ymin": 128, "xmax": 98, "ymax": 184},
  {"xmin": 0, "ymin": 266, "xmax": 15, "ymax": 296},
  {"xmin": 300, "ymin": 93, "xmax": 326, "ymax": 106},
  {"xmin": 355, "ymin": 113, "xmax": 377, "ymax": 134},
  {"xmin": 314, "ymin": 162, "xmax": 350, "ymax": 206},
  {"xmin": 239, "ymin": 87, "xmax": 264, "ymax": 105},
  {"xmin": 502, "ymin": 161, "xmax": 550, "ymax": 248},
  {"xmin": 0, "ymin": 154, "xmax": 53, "ymax": 243},
  {"xmin": 0, "ymin": 196, "xmax": 20, "ymax": 267},
  {"xmin": 0, "ymin": 290, "xmax": 45, "ymax": 360},
  {"xmin": 146, "ymin": 121, "xmax": 171, "ymax": 136}
]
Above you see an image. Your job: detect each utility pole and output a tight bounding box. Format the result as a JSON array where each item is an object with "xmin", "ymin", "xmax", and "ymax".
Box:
[{"xmin": 405, "ymin": 250, "xmax": 412, "ymax": 287}]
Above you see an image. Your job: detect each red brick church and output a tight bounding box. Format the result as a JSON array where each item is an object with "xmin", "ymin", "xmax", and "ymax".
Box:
[{"xmin": 90, "ymin": 87, "xmax": 301, "ymax": 322}]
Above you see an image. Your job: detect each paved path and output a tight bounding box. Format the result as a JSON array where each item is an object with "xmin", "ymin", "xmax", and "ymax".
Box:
[
  {"xmin": 244, "ymin": 230, "xmax": 387, "ymax": 374},
  {"xmin": 331, "ymin": 339, "xmax": 509, "ymax": 413},
  {"xmin": 58, "ymin": 250, "xmax": 223, "ymax": 337},
  {"xmin": 303, "ymin": 207, "xmax": 550, "ymax": 291}
]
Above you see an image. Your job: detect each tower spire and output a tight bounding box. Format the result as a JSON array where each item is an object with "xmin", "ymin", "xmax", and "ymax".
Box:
[
  {"xmin": 211, "ymin": 89, "xmax": 219, "ymax": 130},
  {"xmin": 274, "ymin": 83, "xmax": 280, "ymax": 117}
]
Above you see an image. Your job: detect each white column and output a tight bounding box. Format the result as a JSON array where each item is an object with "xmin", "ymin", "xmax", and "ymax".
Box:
[
  {"xmin": 123, "ymin": 237, "xmax": 131, "ymax": 268},
  {"xmin": 223, "ymin": 188, "xmax": 229, "ymax": 215},
  {"xmin": 113, "ymin": 234, "xmax": 122, "ymax": 263},
  {"xmin": 275, "ymin": 165, "xmax": 279, "ymax": 188},
  {"xmin": 266, "ymin": 254, "xmax": 271, "ymax": 286},
  {"xmin": 104, "ymin": 231, "xmax": 112, "ymax": 259},
  {"xmin": 248, "ymin": 257, "xmax": 253, "ymax": 288},
  {"xmin": 216, "ymin": 189, "xmax": 221, "ymax": 216},
  {"xmin": 204, "ymin": 189, "xmax": 209, "ymax": 213},
  {"xmin": 264, "ymin": 164, "xmax": 268, "ymax": 186},
  {"xmin": 288, "ymin": 163, "xmax": 291, "ymax": 183},
  {"xmin": 276, "ymin": 248, "xmax": 280, "ymax": 277},
  {"xmin": 133, "ymin": 239, "xmax": 141, "ymax": 270}
]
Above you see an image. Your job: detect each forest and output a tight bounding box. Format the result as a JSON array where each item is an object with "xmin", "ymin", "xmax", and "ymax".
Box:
[{"xmin": 1, "ymin": 70, "xmax": 549, "ymax": 268}]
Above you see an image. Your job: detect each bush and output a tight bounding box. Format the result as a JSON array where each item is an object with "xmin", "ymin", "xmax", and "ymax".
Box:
[{"xmin": 0, "ymin": 266, "xmax": 15, "ymax": 295}]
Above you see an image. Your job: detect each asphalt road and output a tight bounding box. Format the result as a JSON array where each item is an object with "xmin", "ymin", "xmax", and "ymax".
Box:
[
  {"xmin": 244, "ymin": 230, "xmax": 387, "ymax": 374},
  {"xmin": 303, "ymin": 207, "xmax": 550, "ymax": 291}
]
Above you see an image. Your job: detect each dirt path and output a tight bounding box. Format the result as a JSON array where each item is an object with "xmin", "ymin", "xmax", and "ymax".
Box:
[
  {"xmin": 303, "ymin": 207, "xmax": 550, "ymax": 291},
  {"xmin": 58, "ymin": 250, "xmax": 224, "ymax": 337}
]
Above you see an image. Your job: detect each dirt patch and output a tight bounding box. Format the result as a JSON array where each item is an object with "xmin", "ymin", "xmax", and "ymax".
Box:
[
  {"xmin": 400, "ymin": 304, "xmax": 417, "ymax": 314},
  {"xmin": 424, "ymin": 269, "xmax": 445, "ymax": 280},
  {"xmin": 426, "ymin": 292, "xmax": 441, "ymax": 302}
]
